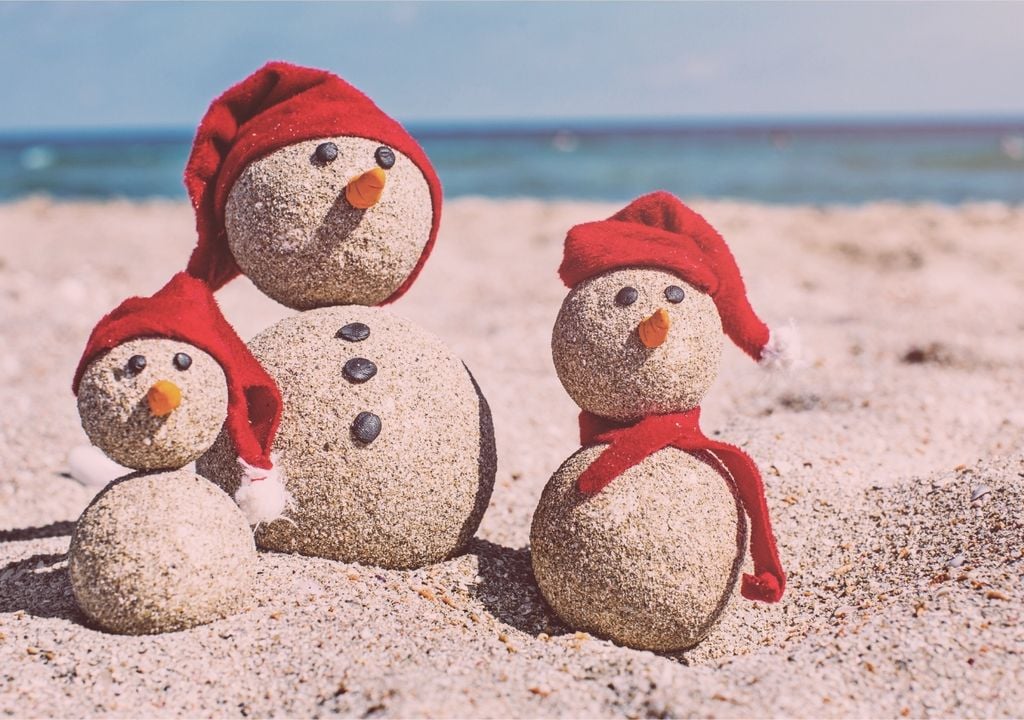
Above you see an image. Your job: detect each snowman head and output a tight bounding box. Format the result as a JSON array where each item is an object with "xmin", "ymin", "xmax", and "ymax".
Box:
[
  {"xmin": 553, "ymin": 267, "xmax": 723, "ymax": 421},
  {"xmin": 555, "ymin": 192, "xmax": 783, "ymax": 421},
  {"xmin": 224, "ymin": 135, "xmax": 433, "ymax": 309},
  {"xmin": 73, "ymin": 273, "xmax": 283, "ymax": 477},
  {"xmin": 184, "ymin": 62, "xmax": 441, "ymax": 310},
  {"xmin": 77, "ymin": 338, "xmax": 228, "ymax": 470}
]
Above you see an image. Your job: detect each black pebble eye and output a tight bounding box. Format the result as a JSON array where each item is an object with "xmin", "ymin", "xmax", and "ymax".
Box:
[
  {"xmin": 126, "ymin": 355, "xmax": 147, "ymax": 375},
  {"xmin": 374, "ymin": 146, "xmax": 396, "ymax": 169},
  {"xmin": 665, "ymin": 285, "xmax": 685, "ymax": 303},
  {"xmin": 173, "ymin": 353, "xmax": 192, "ymax": 371},
  {"xmin": 615, "ymin": 286, "xmax": 639, "ymax": 306},
  {"xmin": 314, "ymin": 142, "xmax": 338, "ymax": 163}
]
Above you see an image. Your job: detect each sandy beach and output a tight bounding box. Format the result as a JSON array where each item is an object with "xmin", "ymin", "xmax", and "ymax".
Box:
[{"xmin": 1, "ymin": 196, "xmax": 1022, "ymax": 717}]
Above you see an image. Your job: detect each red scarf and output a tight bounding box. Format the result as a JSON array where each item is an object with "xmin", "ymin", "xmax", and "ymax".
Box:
[{"xmin": 578, "ymin": 408, "xmax": 786, "ymax": 603}]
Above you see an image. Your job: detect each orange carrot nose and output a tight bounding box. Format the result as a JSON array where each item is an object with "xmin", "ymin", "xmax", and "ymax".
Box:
[
  {"xmin": 638, "ymin": 308, "xmax": 671, "ymax": 348},
  {"xmin": 147, "ymin": 380, "xmax": 181, "ymax": 417},
  {"xmin": 345, "ymin": 167, "xmax": 387, "ymax": 209}
]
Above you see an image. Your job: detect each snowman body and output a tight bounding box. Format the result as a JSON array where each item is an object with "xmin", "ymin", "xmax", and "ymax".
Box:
[
  {"xmin": 71, "ymin": 336, "xmax": 256, "ymax": 634},
  {"xmin": 198, "ymin": 306, "xmax": 496, "ymax": 568},
  {"xmin": 69, "ymin": 469, "xmax": 256, "ymax": 635},
  {"xmin": 531, "ymin": 445, "xmax": 747, "ymax": 651}
]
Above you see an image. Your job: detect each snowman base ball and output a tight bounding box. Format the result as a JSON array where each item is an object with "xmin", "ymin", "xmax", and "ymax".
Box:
[
  {"xmin": 530, "ymin": 445, "xmax": 748, "ymax": 652},
  {"xmin": 69, "ymin": 470, "xmax": 256, "ymax": 635},
  {"xmin": 197, "ymin": 306, "xmax": 497, "ymax": 569}
]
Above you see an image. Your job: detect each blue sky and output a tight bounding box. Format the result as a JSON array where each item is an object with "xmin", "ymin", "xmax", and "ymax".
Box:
[{"xmin": 2, "ymin": 1, "xmax": 1023, "ymax": 131}]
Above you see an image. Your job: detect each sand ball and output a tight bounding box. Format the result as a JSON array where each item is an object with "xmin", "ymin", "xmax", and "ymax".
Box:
[
  {"xmin": 552, "ymin": 268, "xmax": 723, "ymax": 422},
  {"xmin": 197, "ymin": 306, "xmax": 496, "ymax": 569},
  {"xmin": 530, "ymin": 445, "xmax": 746, "ymax": 651},
  {"xmin": 69, "ymin": 469, "xmax": 256, "ymax": 635},
  {"xmin": 224, "ymin": 135, "xmax": 434, "ymax": 310},
  {"xmin": 77, "ymin": 338, "xmax": 229, "ymax": 471}
]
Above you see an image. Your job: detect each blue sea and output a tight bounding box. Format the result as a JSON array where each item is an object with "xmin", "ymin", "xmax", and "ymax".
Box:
[{"xmin": 1, "ymin": 119, "xmax": 1023, "ymax": 205}]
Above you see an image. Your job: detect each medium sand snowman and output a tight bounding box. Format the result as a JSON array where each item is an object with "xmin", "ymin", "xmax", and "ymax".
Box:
[
  {"xmin": 180, "ymin": 63, "xmax": 496, "ymax": 569},
  {"xmin": 530, "ymin": 192, "xmax": 792, "ymax": 651},
  {"xmin": 69, "ymin": 273, "xmax": 286, "ymax": 634}
]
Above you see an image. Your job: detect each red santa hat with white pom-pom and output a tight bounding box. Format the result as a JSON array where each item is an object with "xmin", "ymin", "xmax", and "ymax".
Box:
[
  {"xmin": 72, "ymin": 272, "xmax": 290, "ymax": 525},
  {"xmin": 559, "ymin": 190, "xmax": 800, "ymax": 369}
]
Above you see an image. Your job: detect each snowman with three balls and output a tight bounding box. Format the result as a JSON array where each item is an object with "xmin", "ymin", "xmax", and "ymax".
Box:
[
  {"xmin": 181, "ymin": 63, "xmax": 496, "ymax": 569},
  {"xmin": 531, "ymin": 192, "xmax": 792, "ymax": 652},
  {"xmin": 70, "ymin": 272, "xmax": 286, "ymax": 634}
]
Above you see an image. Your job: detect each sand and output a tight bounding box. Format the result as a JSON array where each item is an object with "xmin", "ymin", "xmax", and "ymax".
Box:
[{"xmin": 0, "ymin": 196, "xmax": 1022, "ymax": 717}]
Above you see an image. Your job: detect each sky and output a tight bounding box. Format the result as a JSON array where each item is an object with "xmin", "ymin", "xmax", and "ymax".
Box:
[{"xmin": 1, "ymin": 1, "xmax": 1024, "ymax": 131}]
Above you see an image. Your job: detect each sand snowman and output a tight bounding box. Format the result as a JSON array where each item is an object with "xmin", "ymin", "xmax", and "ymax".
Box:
[
  {"xmin": 530, "ymin": 192, "xmax": 793, "ymax": 651},
  {"xmin": 69, "ymin": 273, "xmax": 286, "ymax": 634},
  {"xmin": 180, "ymin": 62, "xmax": 496, "ymax": 569}
]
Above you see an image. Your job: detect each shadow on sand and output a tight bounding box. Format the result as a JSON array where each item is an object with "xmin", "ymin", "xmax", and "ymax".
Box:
[
  {"xmin": 0, "ymin": 551, "xmax": 81, "ymax": 622},
  {"xmin": 468, "ymin": 538, "xmax": 571, "ymax": 638}
]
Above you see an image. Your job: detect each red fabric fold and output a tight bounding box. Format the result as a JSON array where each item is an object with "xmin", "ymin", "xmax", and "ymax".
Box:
[{"xmin": 578, "ymin": 408, "xmax": 786, "ymax": 603}]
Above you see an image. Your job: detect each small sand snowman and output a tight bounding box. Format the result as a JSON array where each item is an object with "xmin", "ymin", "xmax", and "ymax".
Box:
[
  {"xmin": 530, "ymin": 192, "xmax": 793, "ymax": 652},
  {"xmin": 182, "ymin": 62, "xmax": 496, "ymax": 569},
  {"xmin": 69, "ymin": 272, "xmax": 286, "ymax": 634}
]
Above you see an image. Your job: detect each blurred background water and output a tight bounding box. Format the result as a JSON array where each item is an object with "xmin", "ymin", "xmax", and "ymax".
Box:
[{"xmin": 2, "ymin": 120, "xmax": 1022, "ymax": 205}]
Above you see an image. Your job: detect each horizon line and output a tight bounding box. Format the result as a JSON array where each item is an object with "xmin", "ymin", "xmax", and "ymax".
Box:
[{"xmin": 2, "ymin": 112, "xmax": 1024, "ymax": 142}]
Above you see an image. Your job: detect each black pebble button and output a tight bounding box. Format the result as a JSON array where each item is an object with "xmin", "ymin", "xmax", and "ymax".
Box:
[
  {"xmin": 343, "ymin": 357, "xmax": 377, "ymax": 383},
  {"xmin": 351, "ymin": 412, "xmax": 382, "ymax": 444},
  {"xmin": 664, "ymin": 285, "xmax": 686, "ymax": 303},
  {"xmin": 314, "ymin": 142, "xmax": 339, "ymax": 163},
  {"xmin": 336, "ymin": 322, "xmax": 370, "ymax": 342}
]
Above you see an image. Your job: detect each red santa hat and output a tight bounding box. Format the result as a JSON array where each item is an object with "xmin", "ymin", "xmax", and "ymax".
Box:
[
  {"xmin": 559, "ymin": 191, "xmax": 798, "ymax": 367},
  {"xmin": 183, "ymin": 60, "xmax": 442, "ymax": 303},
  {"xmin": 73, "ymin": 272, "xmax": 289, "ymax": 525}
]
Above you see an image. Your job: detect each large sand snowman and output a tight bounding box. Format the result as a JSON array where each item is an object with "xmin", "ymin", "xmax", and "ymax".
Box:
[
  {"xmin": 69, "ymin": 273, "xmax": 287, "ymax": 633},
  {"xmin": 530, "ymin": 192, "xmax": 793, "ymax": 651},
  {"xmin": 183, "ymin": 63, "xmax": 496, "ymax": 569}
]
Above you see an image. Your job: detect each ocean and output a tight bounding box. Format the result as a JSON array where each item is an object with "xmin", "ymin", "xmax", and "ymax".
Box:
[{"xmin": 1, "ymin": 119, "xmax": 1023, "ymax": 205}]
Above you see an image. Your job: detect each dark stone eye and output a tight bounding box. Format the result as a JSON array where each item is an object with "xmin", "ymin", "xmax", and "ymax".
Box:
[
  {"xmin": 351, "ymin": 411, "xmax": 382, "ymax": 444},
  {"xmin": 665, "ymin": 285, "xmax": 685, "ymax": 303},
  {"xmin": 615, "ymin": 286, "xmax": 638, "ymax": 306},
  {"xmin": 314, "ymin": 142, "xmax": 338, "ymax": 163},
  {"xmin": 126, "ymin": 355, "xmax": 147, "ymax": 375},
  {"xmin": 374, "ymin": 146, "xmax": 396, "ymax": 169},
  {"xmin": 173, "ymin": 352, "xmax": 192, "ymax": 371}
]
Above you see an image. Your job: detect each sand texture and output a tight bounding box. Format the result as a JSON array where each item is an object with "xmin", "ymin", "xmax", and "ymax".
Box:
[{"xmin": 1, "ymin": 197, "xmax": 1023, "ymax": 717}]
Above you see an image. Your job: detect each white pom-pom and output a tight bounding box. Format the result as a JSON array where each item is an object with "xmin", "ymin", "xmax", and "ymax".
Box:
[
  {"xmin": 759, "ymin": 320, "xmax": 804, "ymax": 371},
  {"xmin": 67, "ymin": 445, "xmax": 130, "ymax": 488},
  {"xmin": 235, "ymin": 454, "xmax": 291, "ymax": 526}
]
